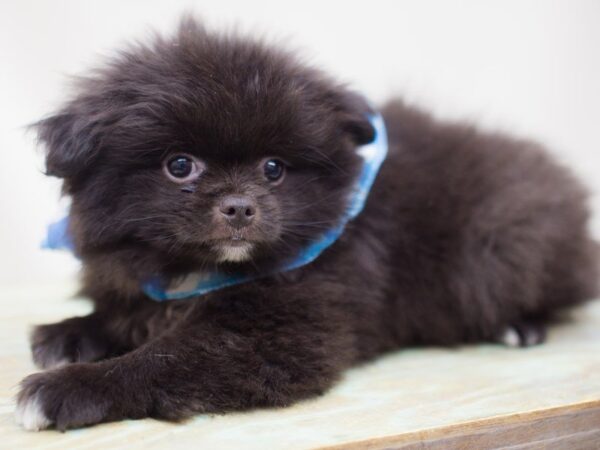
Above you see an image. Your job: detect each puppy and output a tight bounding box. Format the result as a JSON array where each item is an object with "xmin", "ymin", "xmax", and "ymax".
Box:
[{"xmin": 17, "ymin": 17, "xmax": 598, "ymax": 430}]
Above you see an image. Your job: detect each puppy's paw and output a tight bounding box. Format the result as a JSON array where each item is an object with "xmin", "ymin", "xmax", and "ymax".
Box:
[
  {"xmin": 16, "ymin": 365, "xmax": 111, "ymax": 431},
  {"xmin": 31, "ymin": 316, "xmax": 111, "ymax": 369},
  {"xmin": 498, "ymin": 322, "xmax": 546, "ymax": 348},
  {"xmin": 14, "ymin": 388, "xmax": 51, "ymax": 431}
]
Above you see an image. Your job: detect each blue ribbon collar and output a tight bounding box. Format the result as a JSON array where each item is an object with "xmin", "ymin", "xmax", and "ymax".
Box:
[{"xmin": 44, "ymin": 113, "xmax": 388, "ymax": 301}]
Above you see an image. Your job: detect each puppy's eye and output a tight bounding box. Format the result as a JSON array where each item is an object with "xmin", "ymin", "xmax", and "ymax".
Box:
[
  {"xmin": 163, "ymin": 154, "xmax": 203, "ymax": 183},
  {"xmin": 263, "ymin": 159, "xmax": 285, "ymax": 183},
  {"xmin": 168, "ymin": 156, "xmax": 193, "ymax": 177}
]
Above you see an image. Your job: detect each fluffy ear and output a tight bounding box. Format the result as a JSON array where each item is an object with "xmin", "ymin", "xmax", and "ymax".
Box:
[
  {"xmin": 34, "ymin": 110, "xmax": 102, "ymax": 179},
  {"xmin": 332, "ymin": 89, "xmax": 376, "ymax": 145}
]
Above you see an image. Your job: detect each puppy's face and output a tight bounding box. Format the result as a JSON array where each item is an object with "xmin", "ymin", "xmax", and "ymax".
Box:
[{"xmin": 37, "ymin": 21, "xmax": 374, "ymax": 273}]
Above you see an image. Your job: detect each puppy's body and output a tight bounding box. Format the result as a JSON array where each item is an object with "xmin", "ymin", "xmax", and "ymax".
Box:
[{"xmin": 17, "ymin": 20, "xmax": 598, "ymax": 430}]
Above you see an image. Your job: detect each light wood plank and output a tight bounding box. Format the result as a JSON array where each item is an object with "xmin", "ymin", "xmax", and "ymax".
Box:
[{"xmin": 1, "ymin": 284, "xmax": 599, "ymax": 449}]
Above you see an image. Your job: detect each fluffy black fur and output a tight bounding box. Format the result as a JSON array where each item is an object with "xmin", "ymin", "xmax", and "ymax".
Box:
[{"xmin": 17, "ymin": 18, "xmax": 599, "ymax": 430}]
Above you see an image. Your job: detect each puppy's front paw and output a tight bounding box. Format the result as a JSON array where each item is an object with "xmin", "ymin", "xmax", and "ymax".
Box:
[
  {"xmin": 31, "ymin": 316, "xmax": 111, "ymax": 369},
  {"xmin": 16, "ymin": 365, "xmax": 111, "ymax": 431},
  {"xmin": 14, "ymin": 387, "xmax": 51, "ymax": 431}
]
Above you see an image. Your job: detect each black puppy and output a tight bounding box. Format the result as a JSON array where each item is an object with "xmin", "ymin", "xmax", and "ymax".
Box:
[{"xmin": 16, "ymin": 18, "xmax": 599, "ymax": 430}]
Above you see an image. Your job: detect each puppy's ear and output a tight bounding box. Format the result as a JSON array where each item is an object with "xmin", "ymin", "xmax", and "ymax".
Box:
[
  {"xmin": 332, "ymin": 89, "xmax": 376, "ymax": 145},
  {"xmin": 34, "ymin": 110, "xmax": 102, "ymax": 180}
]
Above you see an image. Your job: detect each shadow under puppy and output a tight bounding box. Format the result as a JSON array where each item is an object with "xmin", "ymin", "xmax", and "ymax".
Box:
[{"xmin": 17, "ymin": 17, "xmax": 599, "ymax": 430}]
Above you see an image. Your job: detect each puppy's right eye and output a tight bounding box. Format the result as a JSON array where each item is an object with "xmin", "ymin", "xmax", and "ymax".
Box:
[{"xmin": 163, "ymin": 154, "xmax": 203, "ymax": 183}]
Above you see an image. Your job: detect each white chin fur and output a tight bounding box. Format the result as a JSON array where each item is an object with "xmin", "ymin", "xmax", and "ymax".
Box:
[
  {"xmin": 15, "ymin": 394, "xmax": 52, "ymax": 431},
  {"xmin": 218, "ymin": 243, "xmax": 252, "ymax": 262}
]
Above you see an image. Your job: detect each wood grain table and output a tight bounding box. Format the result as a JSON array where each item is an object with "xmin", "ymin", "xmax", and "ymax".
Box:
[{"xmin": 1, "ymin": 284, "xmax": 599, "ymax": 449}]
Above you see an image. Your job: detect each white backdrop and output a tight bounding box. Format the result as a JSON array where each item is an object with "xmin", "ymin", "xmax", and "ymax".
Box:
[{"xmin": 1, "ymin": 0, "xmax": 599, "ymax": 286}]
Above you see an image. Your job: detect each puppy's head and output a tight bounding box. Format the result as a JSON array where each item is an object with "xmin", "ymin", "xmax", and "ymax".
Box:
[{"xmin": 36, "ymin": 18, "xmax": 374, "ymax": 274}]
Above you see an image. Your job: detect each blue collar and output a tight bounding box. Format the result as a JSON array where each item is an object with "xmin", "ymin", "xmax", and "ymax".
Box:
[{"xmin": 44, "ymin": 113, "xmax": 388, "ymax": 301}]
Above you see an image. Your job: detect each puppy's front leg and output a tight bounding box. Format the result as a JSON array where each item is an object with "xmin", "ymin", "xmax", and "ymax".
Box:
[
  {"xmin": 30, "ymin": 313, "xmax": 126, "ymax": 370},
  {"xmin": 30, "ymin": 298, "xmax": 189, "ymax": 369},
  {"xmin": 16, "ymin": 295, "xmax": 351, "ymax": 430}
]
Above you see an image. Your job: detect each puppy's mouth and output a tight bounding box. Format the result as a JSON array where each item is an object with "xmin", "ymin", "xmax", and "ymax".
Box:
[{"xmin": 213, "ymin": 238, "xmax": 254, "ymax": 263}]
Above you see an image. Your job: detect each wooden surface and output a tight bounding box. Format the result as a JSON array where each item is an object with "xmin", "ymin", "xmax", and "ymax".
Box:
[{"xmin": 1, "ymin": 284, "xmax": 600, "ymax": 449}]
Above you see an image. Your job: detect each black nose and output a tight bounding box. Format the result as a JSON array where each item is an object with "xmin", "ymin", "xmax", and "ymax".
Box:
[{"xmin": 219, "ymin": 195, "xmax": 256, "ymax": 228}]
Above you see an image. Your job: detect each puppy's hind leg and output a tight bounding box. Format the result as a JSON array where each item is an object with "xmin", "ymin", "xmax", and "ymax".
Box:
[{"xmin": 496, "ymin": 320, "xmax": 547, "ymax": 348}]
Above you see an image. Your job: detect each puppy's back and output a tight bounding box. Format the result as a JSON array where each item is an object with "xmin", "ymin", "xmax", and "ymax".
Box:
[{"xmin": 374, "ymin": 99, "xmax": 598, "ymax": 343}]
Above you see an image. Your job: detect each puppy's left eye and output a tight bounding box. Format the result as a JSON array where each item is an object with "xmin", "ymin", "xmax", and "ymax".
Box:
[
  {"xmin": 263, "ymin": 159, "xmax": 285, "ymax": 183},
  {"xmin": 163, "ymin": 154, "xmax": 203, "ymax": 183}
]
